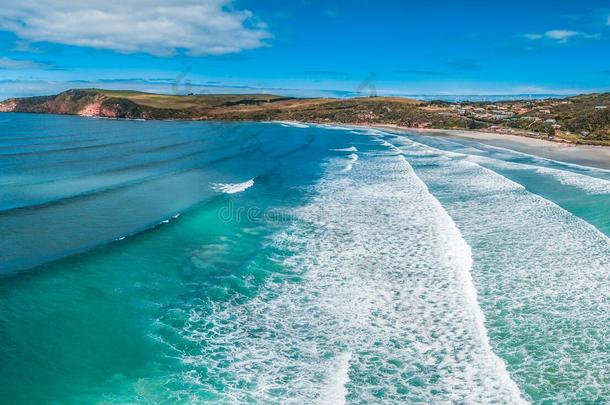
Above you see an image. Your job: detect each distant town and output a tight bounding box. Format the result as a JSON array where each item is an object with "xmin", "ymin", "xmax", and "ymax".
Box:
[{"xmin": 423, "ymin": 95, "xmax": 609, "ymax": 144}]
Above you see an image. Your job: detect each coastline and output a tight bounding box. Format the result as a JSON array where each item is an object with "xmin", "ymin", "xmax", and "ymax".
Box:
[{"xmin": 372, "ymin": 125, "xmax": 610, "ymax": 170}]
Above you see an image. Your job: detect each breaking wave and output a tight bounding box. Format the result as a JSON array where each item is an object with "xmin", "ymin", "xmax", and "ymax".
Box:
[{"xmin": 210, "ymin": 178, "xmax": 255, "ymax": 194}]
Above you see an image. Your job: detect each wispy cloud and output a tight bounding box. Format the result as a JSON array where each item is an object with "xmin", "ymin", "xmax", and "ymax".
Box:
[
  {"xmin": 0, "ymin": 57, "xmax": 54, "ymax": 70},
  {"xmin": 521, "ymin": 30, "xmax": 600, "ymax": 43},
  {"xmin": 0, "ymin": 0, "xmax": 271, "ymax": 57}
]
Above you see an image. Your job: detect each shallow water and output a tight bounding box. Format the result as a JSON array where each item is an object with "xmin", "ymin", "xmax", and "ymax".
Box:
[{"xmin": 0, "ymin": 114, "xmax": 609, "ymax": 403}]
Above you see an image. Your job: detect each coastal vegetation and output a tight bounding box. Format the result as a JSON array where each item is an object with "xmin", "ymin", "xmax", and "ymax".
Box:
[{"xmin": 1, "ymin": 89, "xmax": 609, "ymax": 146}]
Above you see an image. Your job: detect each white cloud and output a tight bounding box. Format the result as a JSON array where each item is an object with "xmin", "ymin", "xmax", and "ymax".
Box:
[
  {"xmin": 522, "ymin": 33, "xmax": 543, "ymax": 40},
  {"xmin": 521, "ymin": 29, "xmax": 598, "ymax": 43},
  {"xmin": 0, "ymin": 0, "xmax": 270, "ymax": 57},
  {"xmin": 0, "ymin": 57, "xmax": 46, "ymax": 70},
  {"xmin": 545, "ymin": 30, "xmax": 580, "ymax": 40}
]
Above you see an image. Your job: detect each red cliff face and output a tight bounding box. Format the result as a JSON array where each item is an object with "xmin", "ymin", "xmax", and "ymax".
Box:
[
  {"xmin": 99, "ymin": 105, "xmax": 120, "ymax": 118},
  {"xmin": 0, "ymin": 100, "xmax": 16, "ymax": 112},
  {"xmin": 78, "ymin": 101, "xmax": 121, "ymax": 118},
  {"xmin": 78, "ymin": 101, "xmax": 102, "ymax": 116}
]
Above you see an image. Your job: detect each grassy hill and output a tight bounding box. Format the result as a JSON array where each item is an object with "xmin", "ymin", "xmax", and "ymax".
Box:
[{"xmin": 90, "ymin": 89, "xmax": 293, "ymax": 110}]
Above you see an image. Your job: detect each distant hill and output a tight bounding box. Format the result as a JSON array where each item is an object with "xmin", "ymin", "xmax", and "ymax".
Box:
[{"xmin": 2, "ymin": 89, "xmax": 609, "ymax": 146}]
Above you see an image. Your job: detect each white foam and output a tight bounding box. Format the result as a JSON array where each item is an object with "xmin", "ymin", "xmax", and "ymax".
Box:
[
  {"xmin": 464, "ymin": 139, "xmax": 610, "ymax": 175},
  {"xmin": 395, "ymin": 151, "xmax": 525, "ymax": 403},
  {"xmin": 331, "ymin": 146, "xmax": 358, "ymax": 152},
  {"xmin": 353, "ymin": 128, "xmax": 388, "ymax": 136},
  {"xmin": 538, "ymin": 167, "xmax": 610, "ymax": 194},
  {"xmin": 315, "ymin": 124, "xmax": 353, "ymax": 131},
  {"xmin": 460, "ymin": 154, "xmax": 610, "ymax": 195},
  {"xmin": 276, "ymin": 121, "xmax": 310, "ymax": 128},
  {"xmin": 341, "ymin": 153, "xmax": 359, "ymax": 172},
  {"xmin": 320, "ymin": 352, "xmax": 352, "ymax": 405},
  {"xmin": 210, "ymin": 178, "xmax": 255, "ymax": 194}
]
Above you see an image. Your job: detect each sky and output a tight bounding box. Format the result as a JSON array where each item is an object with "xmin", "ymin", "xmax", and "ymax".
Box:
[{"xmin": 1, "ymin": 0, "xmax": 610, "ymax": 99}]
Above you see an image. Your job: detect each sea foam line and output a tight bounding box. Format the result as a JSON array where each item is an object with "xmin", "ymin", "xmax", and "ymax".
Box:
[
  {"xmin": 466, "ymin": 154, "xmax": 610, "ymax": 195},
  {"xmin": 331, "ymin": 146, "xmax": 359, "ymax": 152},
  {"xmin": 276, "ymin": 121, "xmax": 310, "ymax": 128},
  {"xmin": 385, "ymin": 140, "xmax": 526, "ymax": 404}
]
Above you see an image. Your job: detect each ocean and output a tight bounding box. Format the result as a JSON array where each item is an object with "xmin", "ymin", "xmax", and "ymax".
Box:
[{"xmin": 0, "ymin": 114, "xmax": 609, "ymax": 403}]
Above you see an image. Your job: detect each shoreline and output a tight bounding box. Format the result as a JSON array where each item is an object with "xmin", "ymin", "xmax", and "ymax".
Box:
[{"xmin": 369, "ymin": 124, "xmax": 610, "ymax": 170}]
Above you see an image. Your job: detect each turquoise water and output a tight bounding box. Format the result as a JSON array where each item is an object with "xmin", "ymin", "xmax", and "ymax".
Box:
[{"xmin": 0, "ymin": 115, "xmax": 609, "ymax": 403}]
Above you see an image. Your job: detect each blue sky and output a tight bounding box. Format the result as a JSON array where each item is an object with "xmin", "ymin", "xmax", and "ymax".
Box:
[{"xmin": 1, "ymin": 0, "xmax": 610, "ymax": 99}]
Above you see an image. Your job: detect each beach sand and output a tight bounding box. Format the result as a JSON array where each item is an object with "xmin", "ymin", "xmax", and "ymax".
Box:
[{"xmin": 374, "ymin": 126, "xmax": 610, "ymax": 170}]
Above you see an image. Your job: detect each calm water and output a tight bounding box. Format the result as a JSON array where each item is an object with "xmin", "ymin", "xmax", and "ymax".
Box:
[{"xmin": 0, "ymin": 114, "xmax": 609, "ymax": 403}]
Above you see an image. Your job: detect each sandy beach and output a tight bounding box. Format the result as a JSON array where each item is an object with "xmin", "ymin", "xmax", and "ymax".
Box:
[{"xmin": 374, "ymin": 125, "xmax": 610, "ymax": 170}]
